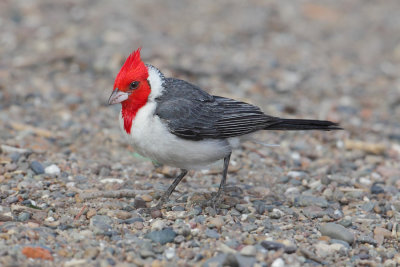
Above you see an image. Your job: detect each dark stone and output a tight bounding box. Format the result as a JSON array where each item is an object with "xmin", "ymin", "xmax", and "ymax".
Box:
[
  {"xmin": 145, "ymin": 228, "xmax": 176, "ymax": 245},
  {"xmin": 30, "ymin": 161, "xmax": 44, "ymax": 174},
  {"xmin": 261, "ymin": 240, "xmax": 285, "ymax": 251},
  {"xmin": 205, "ymin": 229, "xmax": 220, "ymax": 239},
  {"xmin": 371, "ymin": 183, "xmax": 384, "ymax": 194},
  {"xmin": 119, "ymin": 217, "xmax": 144, "ymax": 224},
  {"xmin": 133, "ymin": 197, "xmax": 147, "ymax": 209}
]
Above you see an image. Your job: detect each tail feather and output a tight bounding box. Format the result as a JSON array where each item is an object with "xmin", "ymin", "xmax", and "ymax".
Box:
[{"xmin": 265, "ymin": 118, "xmax": 342, "ymax": 131}]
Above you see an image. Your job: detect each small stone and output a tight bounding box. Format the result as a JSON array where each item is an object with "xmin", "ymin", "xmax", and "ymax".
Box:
[
  {"xmin": 371, "ymin": 183, "xmax": 384, "ymax": 194},
  {"xmin": 208, "ymin": 216, "xmax": 224, "ymax": 229},
  {"xmin": 86, "ymin": 209, "xmax": 97, "ymax": 219},
  {"xmin": 174, "ymin": 235, "xmax": 185, "ymax": 244},
  {"xmin": 205, "ymin": 207, "xmax": 217, "ymax": 216},
  {"xmin": 145, "ymin": 228, "xmax": 176, "ymax": 245},
  {"xmin": 261, "ymin": 240, "xmax": 285, "ymax": 251},
  {"xmin": 357, "ymin": 235, "xmax": 378, "ymax": 246},
  {"xmin": 218, "ymin": 243, "xmax": 237, "ymax": 254},
  {"xmin": 90, "ymin": 215, "xmax": 113, "ymax": 235},
  {"xmin": 115, "ymin": 211, "xmax": 132, "ymax": 220},
  {"xmin": 84, "ymin": 247, "xmax": 99, "ymax": 259},
  {"xmin": 100, "ymin": 178, "xmax": 124, "ymax": 184},
  {"xmin": 151, "ymin": 219, "xmax": 165, "ymax": 231},
  {"xmin": 240, "ymin": 245, "xmax": 257, "ymax": 256},
  {"xmin": 30, "ymin": 161, "xmax": 44, "ymax": 175},
  {"xmin": 18, "ymin": 212, "xmax": 31, "ymax": 221},
  {"xmin": 151, "ymin": 209, "xmax": 163, "ymax": 219},
  {"xmin": 133, "ymin": 221, "xmax": 144, "ymax": 230},
  {"xmin": 141, "ymin": 194, "xmax": 153, "ymax": 202},
  {"xmin": 205, "ymin": 228, "xmax": 220, "ymax": 239},
  {"xmin": 271, "ymin": 258, "xmax": 285, "ymax": 267},
  {"xmin": 303, "ymin": 206, "xmax": 326, "ymax": 219},
  {"xmin": 338, "ymin": 216, "xmax": 352, "ymax": 227},
  {"xmin": 269, "ymin": 209, "xmax": 283, "ymax": 219},
  {"xmin": 315, "ymin": 242, "xmax": 347, "ymax": 258},
  {"xmin": 384, "ymin": 259, "xmax": 396, "ymax": 267},
  {"xmin": 242, "ymin": 224, "xmax": 258, "ymax": 232},
  {"xmin": 120, "ymin": 217, "xmax": 143, "ymax": 224},
  {"xmin": 295, "ymin": 195, "xmax": 328, "ymax": 208},
  {"xmin": 320, "ymin": 223, "xmax": 355, "ymax": 245},
  {"xmin": 164, "ymin": 247, "xmax": 175, "ymax": 260},
  {"xmin": 374, "ymin": 227, "xmax": 392, "ymax": 245},
  {"xmin": 45, "ymin": 164, "xmax": 60, "ymax": 175},
  {"xmin": 134, "ymin": 197, "xmax": 147, "ymax": 209},
  {"xmin": 6, "ymin": 196, "xmax": 18, "ymax": 204},
  {"xmin": 140, "ymin": 250, "xmax": 155, "ymax": 259}
]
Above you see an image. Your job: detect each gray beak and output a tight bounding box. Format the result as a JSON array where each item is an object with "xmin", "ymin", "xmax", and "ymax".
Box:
[{"xmin": 108, "ymin": 89, "xmax": 129, "ymax": 105}]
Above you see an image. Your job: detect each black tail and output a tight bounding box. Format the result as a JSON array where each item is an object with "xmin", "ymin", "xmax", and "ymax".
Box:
[{"xmin": 265, "ymin": 118, "xmax": 342, "ymax": 131}]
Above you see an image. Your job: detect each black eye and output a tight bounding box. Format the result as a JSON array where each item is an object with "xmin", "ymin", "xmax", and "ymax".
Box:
[{"xmin": 129, "ymin": 81, "xmax": 139, "ymax": 90}]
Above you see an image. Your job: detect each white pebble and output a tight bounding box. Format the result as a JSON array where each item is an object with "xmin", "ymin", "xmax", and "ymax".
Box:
[
  {"xmin": 100, "ymin": 178, "xmax": 124, "ymax": 184},
  {"xmin": 271, "ymin": 258, "xmax": 285, "ymax": 267},
  {"xmin": 45, "ymin": 164, "xmax": 61, "ymax": 175},
  {"xmin": 164, "ymin": 247, "xmax": 175, "ymax": 260},
  {"xmin": 359, "ymin": 177, "xmax": 372, "ymax": 186},
  {"xmin": 45, "ymin": 216, "xmax": 55, "ymax": 222}
]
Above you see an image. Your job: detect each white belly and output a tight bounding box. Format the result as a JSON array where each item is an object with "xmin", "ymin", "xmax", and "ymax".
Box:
[{"xmin": 119, "ymin": 102, "xmax": 232, "ymax": 170}]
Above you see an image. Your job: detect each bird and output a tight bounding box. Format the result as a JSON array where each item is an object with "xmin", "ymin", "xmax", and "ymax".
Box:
[{"xmin": 108, "ymin": 48, "xmax": 341, "ymax": 208}]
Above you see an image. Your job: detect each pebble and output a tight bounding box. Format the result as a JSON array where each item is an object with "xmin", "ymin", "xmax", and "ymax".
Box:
[
  {"xmin": 141, "ymin": 194, "xmax": 153, "ymax": 202},
  {"xmin": 114, "ymin": 210, "xmax": 132, "ymax": 220},
  {"xmin": 18, "ymin": 212, "xmax": 31, "ymax": 221},
  {"xmin": 315, "ymin": 242, "xmax": 347, "ymax": 258},
  {"xmin": 164, "ymin": 247, "xmax": 175, "ymax": 260},
  {"xmin": 205, "ymin": 228, "xmax": 220, "ymax": 239},
  {"xmin": 271, "ymin": 258, "xmax": 285, "ymax": 267},
  {"xmin": 240, "ymin": 245, "xmax": 257, "ymax": 256},
  {"xmin": 133, "ymin": 197, "xmax": 147, "ymax": 209},
  {"xmin": 295, "ymin": 195, "xmax": 328, "ymax": 208},
  {"xmin": 6, "ymin": 196, "xmax": 18, "ymax": 204},
  {"xmin": 371, "ymin": 183, "xmax": 384, "ymax": 194},
  {"xmin": 151, "ymin": 219, "xmax": 165, "ymax": 231},
  {"xmin": 320, "ymin": 223, "xmax": 355, "ymax": 245},
  {"xmin": 86, "ymin": 209, "xmax": 97, "ymax": 219},
  {"xmin": 269, "ymin": 208, "xmax": 284, "ymax": 219},
  {"xmin": 30, "ymin": 161, "xmax": 44, "ymax": 175},
  {"xmin": 133, "ymin": 221, "xmax": 144, "ymax": 230},
  {"xmin": 84, "ymin": 247, "xmax": 99, "ymax": 259},
  {"xmin": 145, "ymin": 228, "xmax": 176, "ymax": 245},
  {"xmin": 140, "ymin": 249, "xmax": 155, "ymax": 258},
  {"xmin": 208, "ymin": 216, "xmax": 224, "ymax": 229},
  {"xmin": 374, "ymin": 227, "xmax": 392, "ymax": 245},
  {"xmin": 45, "ymin": 164, "xmax": 61, "ymax": 175},
  {"xmin": 339, "ymin": 216, "xmax": 353, "ymax": 227},
  {"xmin": 90, "ymin": 215, "xmax": 113, "ymax": 235},
  {"xmin": 151, "ymin": 209, "xmax": 163, "ymax": 219}
]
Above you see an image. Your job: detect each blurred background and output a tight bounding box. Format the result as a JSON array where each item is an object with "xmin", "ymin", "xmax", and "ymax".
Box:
[
  {"xmin": 1, "ymin": 0, "xmax": 399, "ymax": 154},
  {"xmin": 0, "ymin": 0, "xmax": 400, "ymax": 265}
]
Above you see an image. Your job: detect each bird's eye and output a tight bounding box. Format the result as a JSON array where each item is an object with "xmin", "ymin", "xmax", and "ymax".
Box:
[{"xmin": 129, "ymin": 81, "xmax": 139, "ymax": 90}]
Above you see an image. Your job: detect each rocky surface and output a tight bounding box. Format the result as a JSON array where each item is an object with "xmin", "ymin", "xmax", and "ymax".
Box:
[{"xmin": 1, "ymin": 0, "xmax": 400, "ymax": 266}]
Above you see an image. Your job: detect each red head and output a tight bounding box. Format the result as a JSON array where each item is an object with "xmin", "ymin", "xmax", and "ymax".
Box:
[{"xmin": 108, "ymin": 48, "xmax": 151, "ymax": 134}]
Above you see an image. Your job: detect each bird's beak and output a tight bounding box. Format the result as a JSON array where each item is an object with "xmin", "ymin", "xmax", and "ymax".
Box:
[{"xmin": 108, "ymin": 89, "xmax": 129, "ymax": 105}]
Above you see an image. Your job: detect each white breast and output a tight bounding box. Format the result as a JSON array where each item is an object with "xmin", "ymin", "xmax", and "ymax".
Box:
[{"xmin": 119, "ymin": 102, "xmax": 232, "ymax": 170}]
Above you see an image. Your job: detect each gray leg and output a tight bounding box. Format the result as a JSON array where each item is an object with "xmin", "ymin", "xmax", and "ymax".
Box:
[
  {"xmin": 213, "ymin": 153, "xmax": 231, "ymax": 201},
  {"xmin": 157, "ymin": 169, "xmax": 188, "ymax": 206}
]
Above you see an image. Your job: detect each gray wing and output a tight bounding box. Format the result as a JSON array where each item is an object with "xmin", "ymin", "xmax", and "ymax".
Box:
[{"xmin": 155, "ymin": 78, "xmax": 278, "ymax": 140}]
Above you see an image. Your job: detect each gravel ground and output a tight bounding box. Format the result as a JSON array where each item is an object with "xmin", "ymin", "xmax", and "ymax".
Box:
[{"xmin": 1, "ymin": 0, "xmax": 400, "ymax": 266}]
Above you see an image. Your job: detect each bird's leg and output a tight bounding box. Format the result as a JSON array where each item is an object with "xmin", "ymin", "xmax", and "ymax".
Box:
[
  {"xmin": 212, "ymin": 153, "xmax": 231, "ymax": 204},
  {"xmin": 154, "ymin": 169, "xmax": 188, "ymax": 209}
]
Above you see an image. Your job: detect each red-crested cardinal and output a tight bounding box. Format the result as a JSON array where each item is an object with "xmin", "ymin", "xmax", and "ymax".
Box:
[{"xmin": 108, "ymin": 48, "xmax": 341, "ymax": 207}]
